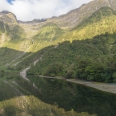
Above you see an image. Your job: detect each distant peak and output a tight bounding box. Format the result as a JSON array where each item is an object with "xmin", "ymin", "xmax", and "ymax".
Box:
[
  {"xmin": 18, "ymin": 18, "xmax": 47, "ymax": 24},
  {"xmin": 0, "ymin": 10, "xmax": 11, "ymax": 14}
]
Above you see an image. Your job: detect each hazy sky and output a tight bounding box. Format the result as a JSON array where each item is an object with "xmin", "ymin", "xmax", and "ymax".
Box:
[{"xmin": 0, "ymin": 0, "xmax": 92, "ymax": 21}]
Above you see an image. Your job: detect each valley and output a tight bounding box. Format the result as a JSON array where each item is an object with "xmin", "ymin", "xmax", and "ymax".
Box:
[
  {"xmin": 0, "ymin": 0, "xmax": 116, "ymax": 115},
  {"xmin": 21, "ymin": 66, "xmax": 116, "ymax": 94}
]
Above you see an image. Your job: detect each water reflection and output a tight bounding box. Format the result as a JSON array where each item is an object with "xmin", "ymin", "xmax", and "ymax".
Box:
[{"xmin": 27, "ymin": 75, "xmax": 116, "ymax": 116}]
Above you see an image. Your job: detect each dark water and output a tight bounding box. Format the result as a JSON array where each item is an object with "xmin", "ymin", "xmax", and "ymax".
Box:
[{"xmin": 20, "ymin": 76, "xmax": 116, "ymax": 116}]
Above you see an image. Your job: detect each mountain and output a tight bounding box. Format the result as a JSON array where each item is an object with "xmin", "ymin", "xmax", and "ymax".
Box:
[
  {"xmin": 0, "ymin": 10, "xmax": 17, "ymax": 24},
  {"xmin": 0, "ymin": 4, "xmax": 116, "ymax": 72},
  {"xmin": 18, "ymin": 19, "xmax": 47, "ymax": 24},
  {"xmin": 15, "ymin": 7, "xmax": 116, "ymax": 83},
  {"xmin": 1, "ymin": 1, "xmax": 116, "ymax": 115},
  {"xmin": 33, "ymin": 23, "xmax": 64, "ymax": 42},
  {"xmin": 47, "ymin": 0, "xmax": 116, "ymax": 29},
  {"xmin": 0, "ymin": 1, "xmax": 116, "ymax": 77},
  {"xmin": 0, "ymin": 0, "xmax": 116, "ymax": 50},
  {"xmin": 58, "ymin": 7, "xmax": 116, "ymax": 43}
]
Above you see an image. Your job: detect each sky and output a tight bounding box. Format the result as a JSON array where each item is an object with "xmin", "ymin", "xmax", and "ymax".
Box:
[{"xmin": 0, "ymin": 0, "xmax": 92, "ymax": 21}]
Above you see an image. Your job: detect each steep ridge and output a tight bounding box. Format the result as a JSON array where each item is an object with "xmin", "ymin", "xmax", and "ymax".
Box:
[
  {"xmin": 47, "ymin": 0, "xmax": 116, "ymax": 29},
  {"xmin": 15, "ymin": 0, "xmax": 116, "ymax": 30},
  {"xmin": 56, "ymin": 7, "xmax": 116, "ymax": 43},
  {"xmin": 0, "ymin": 10, "xmax": 17, "ymax": 24},
  {"xmin": 0, "ymin": 11, "xmax": 65, "ymax": 66},
  {"xmin": 0, "ymin": 11, "xmax": 26, "ymax": 50},
  {"xmin": 0, "ymin": 27, "xmax": 63, "ymax": 66}
]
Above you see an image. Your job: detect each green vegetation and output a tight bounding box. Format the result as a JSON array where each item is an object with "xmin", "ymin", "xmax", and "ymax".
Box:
[
  {"xmin": 33, "ymin": 23, "xmax": 65, "ymax": 42},
  {"xmin": 77, "ymin": 7, "xmax": 116, "ymax": 29},
  {"xmin": 0, "ymin": 47, "xmax": 28, "ymax": 66},
  {"xmin": 5, "ymin": 24, "xmax": 25, "ymax": 40},
  {"xmin": 1, "ymin": 7, "xmax": 116, "ymax": 68},
  {"xmin": 0, "ymin": 95, "xmax": 95, "ymax": 116},
  {"xmin": 0, "ymin": 21, "xmax": 5, "ymax": 33},
  {"xmin": 22, "ymin": 8, "xmax": 116, "ymax": 83},
  {"xmin": 12, "ymin": 7, "xmax": 116, "ymax": 72},
  {"xmin": 56, "ymin": 7, "xmax": 116, "ymax": 43},
  {"xmin": 27, "ymin": 33, "xmax": 116, "ymax": 83}
]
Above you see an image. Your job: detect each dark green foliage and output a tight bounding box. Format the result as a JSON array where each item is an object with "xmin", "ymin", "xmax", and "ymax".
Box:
[
  {"xmin": 0, "ymin": 70, "xmax": 5, "ymax": 77},
  {"xmin": 5, "ymin": 24, "xmax": 24, "ymax": 40},
  {"xmin": 76, "ymin": 59, "xmax": 113, "ymax": 82},
  {"xmin": 0, "ymin": 47, "xmax": 26, "ymax": 66},
  {"xmin": 4, "ymin": 106, "xmax": 18, "ymax": 116},
  {"xmin": 43, "ymin": 63, "xmax": 64, "ymax": 76},
  {"xmin": 27, "ymin": 33, "xmax": 116, "ymax": 83},
  {"xmin": 0, "ymin": 21, "xmax": 5, "ymax": 33}
]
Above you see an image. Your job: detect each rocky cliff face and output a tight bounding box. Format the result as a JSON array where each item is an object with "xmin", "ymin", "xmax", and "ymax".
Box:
[{"xmin": 0, "ymin": 10, "xmax": 17, "ymax": 24}]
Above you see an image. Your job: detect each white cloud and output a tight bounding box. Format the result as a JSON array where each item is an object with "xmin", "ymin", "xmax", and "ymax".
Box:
[{"xmin": 0, "ymin": 0, "xmax": 92, "ymax": 21}]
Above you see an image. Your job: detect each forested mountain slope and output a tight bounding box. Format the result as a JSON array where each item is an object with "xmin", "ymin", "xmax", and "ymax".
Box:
[
  {"xmin": 0, "ymin": 6, "xmax": 116, "ymax": 67},
  {"xmin": 14, "ymin": 7, "xmax": 116, "ymax": 83},
  {"xmin": 0, "ymin": 12, "xmax": 65, "ymax": 66},
  {"xmin": 27, "ymin": 33, "xmax": 116, "ymax": 83}
]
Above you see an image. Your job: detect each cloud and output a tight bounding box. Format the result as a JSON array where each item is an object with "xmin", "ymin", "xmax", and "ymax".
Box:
[{"xmin": 0, "ymin": 0, "xmax": 92, "ymax": 21}]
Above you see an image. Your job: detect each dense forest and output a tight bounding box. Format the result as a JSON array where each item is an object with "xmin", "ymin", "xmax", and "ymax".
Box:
[{"xmin": 27, "ymin": 33, "xmax": 116, "ymax": 83}]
